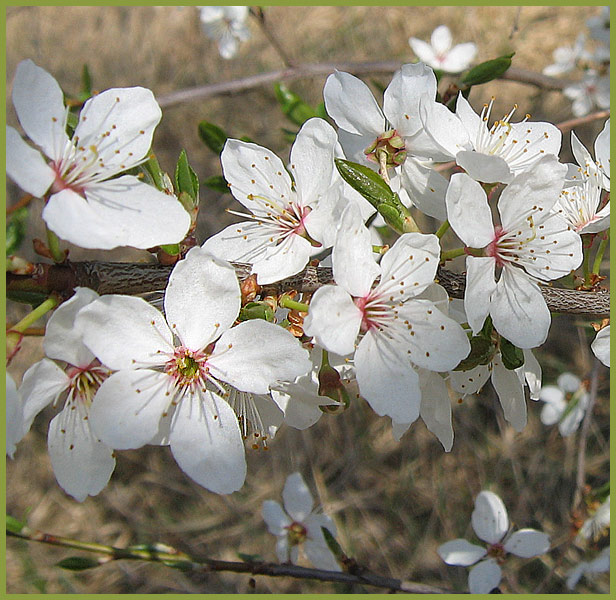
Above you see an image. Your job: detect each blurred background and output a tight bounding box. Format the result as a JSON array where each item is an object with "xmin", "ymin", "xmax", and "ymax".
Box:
[{"xmin": 6, "ymin": 5, "xmax": 609, "ymax": 593}]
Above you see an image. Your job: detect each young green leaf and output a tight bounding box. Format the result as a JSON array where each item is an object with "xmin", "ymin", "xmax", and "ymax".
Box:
[
  {"xmin": 6, "ymin": 207, "xmax": 29, "ymax": 255},
  {"xmin": 334, "ymin": 158, "xmax": 397, "ymax": 208},
  {"xmin": 56, "ymin": 557, "xmax": 101, "ymax": 571},
  {"xmin": 203, "ymin": 174, "xmax": 230, "ymax": 194},
  {"xmin": 198, "ymin": 121, "xmax": 228, "ymax": 155},
  {"xmin": 174, "ymin": 149, "xmax": 199, "ymax": 203},
  {"xmin": 500, "ymin": 337, "xmax": 525, "ymax": 370},
  {"xmin": 460, "ymin": 53, "xmax": 515, "ymax": 87}
]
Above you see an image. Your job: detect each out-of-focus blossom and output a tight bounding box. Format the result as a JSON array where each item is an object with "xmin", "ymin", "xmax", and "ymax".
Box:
[
  {"xmin": 591, "ymin": 325, "xmax": 610, "ymax": 367},
  {"xmin": 563, "ymin": 70, "xmax": 610, "ymax": 118},
  {"xmin": 566, "ymin": 546, "xmax": 609, "ymax": 590},
  {"xmin": 539, "ymin": 372, "xmax": 589, "ymax": 436},
  {"xmin": 409, "ymin": 25, "xmax": 477, "ymax": 73},
  {"xmin": 199, "ymin": 6, "xmax": 251, "ymax": 59}
]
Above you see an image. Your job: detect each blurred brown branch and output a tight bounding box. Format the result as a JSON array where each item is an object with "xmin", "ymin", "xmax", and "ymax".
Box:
[
  {"xmin": 157, "ymin": 63, "xmax": 569, "ymax": 108},
  {"xmin": 7, "ymin": 526, "xmax": 449, "ymax": 593}
]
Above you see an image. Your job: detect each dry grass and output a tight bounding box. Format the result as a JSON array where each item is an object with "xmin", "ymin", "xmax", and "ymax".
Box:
[{"xmin": 5, "ymin": 5, "xmax": 609, "ymax": 594}]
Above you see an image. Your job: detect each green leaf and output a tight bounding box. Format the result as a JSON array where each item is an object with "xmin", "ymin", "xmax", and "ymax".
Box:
[
  {"xmin": 454, "ymin": 335, "xmax": 496, "ymax": 371},
  {"xmin": 56, "ymin": 556, "xmax": 100, "ymax": 571},
  {"xmin": 141, "ymin": 154, "xmax": 167, "ymax": 191},
  {"xmin": 6, "ymin": 514, "xmax": 27, "ymax": 534},
  {"xmin": 460, "ymin": 53, "xmax": 515, "ymax": 87},
  {"xmin": 334, "ymin": 158, "xmax": 397, "ymax": 209},
  {"xmin": 198, "ymin": 121, "xmax": 228, "ymax": 155},
  {"xmin": 79, "ymin": 64, "xmax": 92, "ymax": 100},
  {"xmin": 6, "ymin": 290, "xmax": 51, "ymax": 308},
  {"xmin": 500, "ymin": 337, "xmax": 525, "ymax": 370},
  {"xmin": 174, "ymin": 149, "xmax": 199, "ymax": 203},
  {"xmin": 376, "ymin": 203, "xmax": 404, "ymax": 234},
  {"xmin": 315, "ymin": 102, "xmax": 328, "ymax": 120},
  {"xmin": 6, "ymin": 207, "xmax": 29, "ymax": 255},
  {"xmin": 203, "ymin": 175, "xmax": 230, "ymax": 194},
  {"xmin": 281, "ymin": 127, "xmax": 298, "ymax": 143},
  {"xmin": 321, "ymin": 527, "xmax": 345, "ymax": 562},
  {"xmin": 237, "ymin": 552, "xmax": 263, "ymax": 563},
  {"xmin": 159, "ymin": 243, "xmax": 180, "ymax": 257},
  {"xmin": 274, "ymin": 83, "xmax": 318, "ymax": 127}
]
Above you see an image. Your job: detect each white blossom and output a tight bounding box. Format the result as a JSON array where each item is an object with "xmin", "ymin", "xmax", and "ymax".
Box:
[
  {"xmin": 323, "ymin": 65, "xmax": 451, "ymax": 220},
  {"xmin": 577, "ymin": 496, "xmax": 610, "ymax": 542},
  {"xmin": 202, "ymin": 118, "xmax": 346, "ymax": 284},
  {"xmin": 420, "ymin": 93, "xmax": 562, "ymax": 184},
  {"xmin": 262, "ymin": 472, "xmax": 341, "ymax": 571},
  {"xmin": 76, "ymin": 248, "xmax": 311, "ymax": 494},
  {"xmin": 409, "ymin": 25, "xmax": 477, "ymax": 73},
  {"xmin": 6, "ymin": 59, "xmax": 191, "ymax": 250},
  {"xmin": 563, "ymin": 70, "xmax": 610, "ymax": 118},
  {"xmin": 6, "ymin": 373, "xmax": 22, "ymax": 459},
  {"xmin": 199, "ymin": 6, "xmax": 251, "ymax": 59},
  {"xmin": 438, "ymin": 490, "xmax": 550, "ymax": 593},
  {"xmin": 539, "ymin": 372, "xmax": 589, "ymax": 436},
  {"xmin": 543, "ymin": 34, "xmax": 590, "ymax": 77},
  {"xmin": 17, "ymin": 288, "xmax": 115, "ymax": 501},
  {"xmin": 304, "ymin": 203, "xmax": 470, "ymax": 425},
  {"xmin": 445, "ymin": 156, "xmax": 583, "ymax": 348}
]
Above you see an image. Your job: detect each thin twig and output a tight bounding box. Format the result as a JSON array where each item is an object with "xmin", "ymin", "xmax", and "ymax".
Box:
[
  {"xmin": 156, "ymin": 62, "xmax": 569, "ymax": 108},
  {"xmin": 556, "ymin": 110, "xmax": 611, "ymax": 133},
  {"xmin": 250, "ymin": 7, "xmax": 296, "ymax": 68},
  {"xmin": 7, "ymin": 526, "xmax": 451, "ymax": 594},
  {"xmin": 572, "ymin": 358, "xmax": 601, "ymax": 511}
]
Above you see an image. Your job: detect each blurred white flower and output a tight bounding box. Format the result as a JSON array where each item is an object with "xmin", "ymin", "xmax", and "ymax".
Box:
[
  {"xmin": 591, "ymin": 325, "xmax": 610, "ymax": 367},
  {"xmin": 586, "ymin": 6, "xmax": 610, "ymax": 44},
  {"xmin": 17, "ymin": 288, "xmax": 115, "ymax": 501},
  {"xmin": 563, "ymin": 70, "xmax": 610, "ymax": 117},
  {"xmin": 199, "ymin": 6, "xmax": 251, "ymax": 59},
  {"xmin": 543, "ymin": 34, "xmax": 590, "ymax": 77},
  {"xmin": 6, "ymin": 59, "xmax": 191, "ymax": 250},
  {"xmin": 577, "ymin": 496, "xmax": 610, "ymax": 542},
  {"xmin": 539, "ymin": 372, "xmax": 589, "ymax": 436},
  {"xmin": 409, "ymin": 25, "xmax": 477, "ymax": 73},
  {"xmin": 438, "ymin": 490, "xmax": 550, "ymax": 593},
  {"xmin": 262, "ymin": 472, "xmax": 341, "ymax": 571},
  {"xmin": 566, "ymin": 546, "xmax": 609, "ymax": 590}
]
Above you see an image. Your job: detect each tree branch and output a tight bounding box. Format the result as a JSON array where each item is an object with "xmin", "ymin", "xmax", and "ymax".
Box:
[
  {"xmin": 156, "ymin": 63, "xmax": 569, "ymax": 108},
  {"xmin": 7, "ymin": 261, "xmax": 610, "ymax": 317},
  {"xmin": 7, "ymin": 526, "xmax": 450, "ymax": 594}
]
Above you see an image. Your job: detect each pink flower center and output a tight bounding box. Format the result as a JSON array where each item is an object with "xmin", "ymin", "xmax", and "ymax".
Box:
[
  {"xmin": 64, "ymin": 361, "xmax": 108, "ymax": 409},
  {"xmin": 164, "ymin": 346, "xmax": 210, "ymax": 389},
  {"xmin": 285, "ymin": 521, "xmax": 308, "ymax": 545}
]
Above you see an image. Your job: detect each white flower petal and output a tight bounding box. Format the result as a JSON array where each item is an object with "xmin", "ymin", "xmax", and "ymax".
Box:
[
  {"xmin": 409, "ymin": 38, "xmax": 437, "ymax": 66},
  {"xmin": 290, "ymin": 118, "xmax": 337, "ymax": 205},
  {"xmin": 472, "ymin": 490, "xmax": 509, "ymax": 544},
  {"xmin": 218, "ymin": 34, "xmax": 239, "ymax": 59},
  {"xmin": 399, "ymin": 157, "xmax": 448, "ymax": 221},
  {"xmin": 221, "ymin": 138, "xmax": 293, "ymax": 212},
  {"xmin": 419, "ymin": 371, "xmax": 453, "ymax": 451},
  {"xmin": 88, "ymin": 369, "xmax": 171, "ymax": 449},
  {"xmin": 431, "ymin": 25, "xmax": 453, "ymax": 55},
  {"xmin": 464, "ymin": 256, "xmax": 497, "ymax": 334},
  {"xmin": 282, "ymin": 472, "xmax": 314, "ymax": 521},
  {"xmin": 11, "ymin": 59, "xmax": 69, "ymax": 160},
  {"xmin": 323, "ymin": 71, "xmax": 385, "ymax": 137},
  {"xmin": 73, "ymin": 87, "xmax": 162, "ymax": 172},
  {"xmin": 491, "ymin": 268, "xmax": 551, "ymax": 349},
  {"xmin": 419, "ymin": 99, "xmax": 469, "ymax": 158},
  {"xmin": 48, "ymin": 408, "xmax": 115, "ymax": 502},
  {"xmin": 383, "ymin": 63, "xmax": 437, "ymax": 138},
  {"xmin": 504, "ymin": 529, "xmax": 550, "ymax": 558},
  {"xmin": 491, "ymin": 356, "xmax": 527, "ymax": 431},
  {"xmin": 169, "ymin": 391, "xmax": 246, "ymax": 494},
  {"xmin": 394, "ymin": 300, "xmax": 471, "ymax": 371},
  {"xmin": 591, "ymin": 326, "xmax": 610, "ymax": 367},
  {"xmin": 165, "ymin": 249, "xmax": 240, "ymax": 350},
  {"xmin": 355, "ymin": 331, "xmax": 422, "ymax": 424},
  {"xmin": 77, "ymin": 295, "xmax": 173, "ymax": 370},
  {"xmin": 19, "ymin": 359, "xmax": 69, "ymax": 434},
  {"xmin": 209, "ymin": 320, "xmax": 311, "ymax": 394},
  {"xmin": 303, "ymin": 286, "xmax": 362, "ymax": 357},
  {"xmin": 456, "ymin": 151, "xmax": 513, "ymax": 184},
  {"xmin": 441, "ymin": 43, "xmax": 477, "ymax": 73},
  {"xmin": 468, "ymin": 558, "xmax": 502, "ymax": 594},
  {"xmin": 378, "ymin": 232, "xmax": 441, "ymax": 301},
  {"xmin": 304, "ymin": 539, "xmax": 342, "ymax": 572},
  {"xmin": 449, "ymin": 364, "xmax": 491, "ymax": 397},
  {"xmin": 262, "ymin": 500, "xmax": 291, "ymax": 535},
  {"xmin": 332, "ymin": 203, "xmax": 380, "ymax": 297},
  {"xmin": 438, "ymin": 538, "xmax": 487, "ymax": 566},
  {"xmin": 446, "ymin": 173, "xmax": 495, "ymax": 248},
  {"xmin": 43, "ymin": 176, "xmax": 191, "ymax": 250},
  {"xmin": 44, "ymin": 287, "xmax": 99, "ymax": 366},
  {"xmin": 595, "ymin": 119, "xmax": 610, "ymax": 185},
  {"xmin": 6, "ymin": 126, "xmax": 55, "ymax": 197},
  {"xmin": 522, "ymin": 349, "xmax": 542, "ymax": 400}
]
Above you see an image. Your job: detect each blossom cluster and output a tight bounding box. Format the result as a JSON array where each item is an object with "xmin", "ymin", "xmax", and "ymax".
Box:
[{"xmin": 7, "ymin": 56, "xmax": 609, "ymax": 504}]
